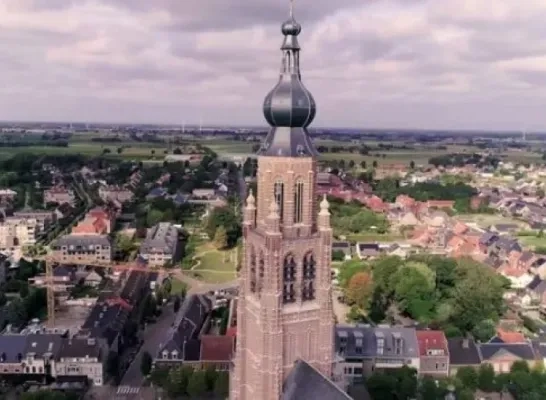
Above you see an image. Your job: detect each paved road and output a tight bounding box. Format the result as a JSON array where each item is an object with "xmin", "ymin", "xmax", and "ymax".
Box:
[{"xmin": 117, "ymin": 304, "xmax": 176, "ymax": 396}]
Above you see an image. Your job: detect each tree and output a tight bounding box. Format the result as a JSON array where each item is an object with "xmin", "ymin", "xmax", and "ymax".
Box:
[
  {"xmin": 140, "ymin": 351, "xmax": 152, "ymax": 376},
  {"xmin": 204, "ymin": 365, "xmax": 218, "ymax": 391},
  {"xmin": 214, "ymin": 371, "xmax": 230, "ymax": 397},
  {"xmin": 360, "ymin": 160, "xmax": 367, "ymax": 169},
  {"xmin": 214, "ymin": 225, "xmax": 228, "ymax": 249},
  {"xmin": 348, "ymin": 160, "xmax": 355, "ymax": 168},
  {"xmin": 346, "ymin": 272, "xmax": 373, "ymax": 309},
  {"xmin": 477, "ymin": 363, "xmax": 496, "ymax": 392},
  {"xmin": 410, "ymin": 160, "xmax": 415, "ymax": 169},
  {"xmin": 106, "ymin": 352, "xmax": 120, "ymax": 382},
  {"xmin": 187, "ymin": 370, "xmax": 207, "ymax": 397},
  {"xmin": 117, "ymin": 147, "xmax": 123, "ymax": 154},
  {"xmin": 472, "ymin": 319, "xmax": 496, "ymax": 342},
  {"xmin": 419, "ymin": 375, "xmax": 439, "ymax": 400},
  {"xmin": 166, "ymin": 366, "xmax": 193, "ymax": 397},
  {"xmin": 205, "ymin": 207, "xmax": 241, "ymax": 247},
  {"xmin": 174, "ymin": 296, "xmax": 181, "ymax": 313},
  {"xmin": 372, "ymin": 160, "xmax": 378, "ymax": 168},
  {"xmin": 456, "ymin": 366, "xmax": 478, "ymax": 390}
]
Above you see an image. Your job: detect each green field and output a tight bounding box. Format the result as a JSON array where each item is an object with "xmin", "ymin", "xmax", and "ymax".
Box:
[
  {"xmin": 190, "ymin": 243, "xmax": 237, "ymax": 283},
  {"xmin": 1, "ymin": 135, "xmax": 542, "ymax": 166},
  {"xmin": 519, "ymin": 236, "xmax": 546, "ymax": 249},
  {"xmin": 457, "ymin": 214, "xmax": 527, "ymax": 229},
  {"xmin": 169, "ymin": 277, "xmax": 188, "ymax": 295}
]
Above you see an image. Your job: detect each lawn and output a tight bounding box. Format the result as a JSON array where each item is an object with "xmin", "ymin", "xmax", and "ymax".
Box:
[
  {"xmin": 519, "ymin": 236, "xmax": 546, "ymax": 250},
  {"xmin": 457, "ymin": 214, "xmax": 527, "ymax": 229},
  {"xmin": 190, "ymin": 243, "xmax": 237, "ymax": 283}
]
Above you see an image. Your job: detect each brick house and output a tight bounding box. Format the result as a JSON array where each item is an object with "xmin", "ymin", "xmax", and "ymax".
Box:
[{"xmin": 416, "ymin": 330, "xmax": 450, "ymax": 377}]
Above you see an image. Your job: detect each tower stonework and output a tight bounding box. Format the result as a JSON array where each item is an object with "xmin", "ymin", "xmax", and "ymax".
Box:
[{"xmin": 230, "ymin": 5, "xmax": 335, "ymax": 400}]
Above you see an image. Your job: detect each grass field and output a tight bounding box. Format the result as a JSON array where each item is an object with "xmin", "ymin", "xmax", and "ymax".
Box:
[
  {"xmin": 191, "ymin": 243, "xmax": 237, "ymax": 283},
  {"xmin": 457, "ymin": 214, "xmax": 527, "ymax": 229},
  {"xmin": 170, "ymin": 277, "xmax": 188, "ymax": 295},
  {"xmin": 519, "ymin": 236, "xmax": 546, "ymax": 249},
  {"xmin": 3, "ymin": 135, "xmax": 543, "ymax": 166}
]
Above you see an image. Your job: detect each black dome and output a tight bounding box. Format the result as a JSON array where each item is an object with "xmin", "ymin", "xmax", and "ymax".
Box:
[
  {"xmin": 282, "ymin": 19, "xmax": 301, "ymax": 36},
  {"xmin": 263, "ymin": 75, "xmax": 316, "ymax": 128}
]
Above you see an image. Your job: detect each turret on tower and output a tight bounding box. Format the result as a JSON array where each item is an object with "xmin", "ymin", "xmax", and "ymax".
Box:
[{"xmin": 261, "ymin": 0, "xmax": 317, "ymax": 158}]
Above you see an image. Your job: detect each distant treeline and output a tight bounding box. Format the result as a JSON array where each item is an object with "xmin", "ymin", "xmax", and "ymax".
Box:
[
  {"xmin": 0, "ymin": 141, "xmax": 68, "ymax": 147},
  {"xmin": 91, "ymin": 137, "xmax": 123, "ymax": 143}
]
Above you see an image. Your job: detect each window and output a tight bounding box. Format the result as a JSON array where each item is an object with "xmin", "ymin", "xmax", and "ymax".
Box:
[
  {"xmin": 294, "ymin": 180, "xmax": 304, "ymax": 223},
  {"xmin": 283, "ymin": 254, "xmax": 297, "ymax": 304},
  {"xmin": 274, "ymin": 180, "xmax": 284, "ymax": 220},
  {"xmin": 249, "ymin": 249, "xmax": 257, "ymax": 293},
  {"xmin": 302, "ymin": 252, "xmax": 316, "ymax": 301}
]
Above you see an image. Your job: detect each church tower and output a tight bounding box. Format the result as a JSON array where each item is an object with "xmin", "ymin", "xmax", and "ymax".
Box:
[{"xmin": 231, "ymin": 3, "xmax": 335, "ymax": 399}]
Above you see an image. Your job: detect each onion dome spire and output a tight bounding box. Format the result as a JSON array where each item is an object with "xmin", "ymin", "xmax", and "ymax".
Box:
[{"xmin": 260, "ymin": 0, "xmax": 317, "ymax": 158}]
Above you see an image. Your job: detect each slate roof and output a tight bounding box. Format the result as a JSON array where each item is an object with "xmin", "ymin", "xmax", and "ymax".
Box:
[
  {"xmin": 120, "ymin": 271, "xmax": 147, "ymax": 306},
  {"xmin": 52, "ymin": 234, "xmax": 110, "ymax": 250},
  {"xmin": 520, "ymin": 251, "xmax": 535, "ymax": 263},
  {"xmin": 24, "ymin": 334, "xmax": 64, "ymax": 359},
  {"xmin": 59, "ymin": 338, "xmax": 102, "ymax": 360},
  {"xmin": 479, "ymin": 343, "xmax": 535, "ymax": 361},
  {"xmin": 81, "ymin": 301, "xmax": 129, "ymax": 346},
  {"xmin": 0, "ymin": 335, "xmax": 27, "ymax": 363},
  {"xmin": 282, "ymin": 359, "xmax": 354, "ymax": 400},
  {"xmin": 357, "ymin": 243, "xmax": 380, "ymax": 256},
  {"xmin": 157, "ymin": 294, "xmax": 211, "ymax": 358},
  {"xmin": 479, "ymin": 232, "xmax": 499, "ymax": 246},
  {"xmin": 335, "ymin": 325, "xmax": 419, "ymax": 360},
  {"xmin": 494, "ymin": 237, "xmax": 521, "ymax": 252},
  {"xmin": 447, "ymin": 338, "xmax": 482, "ymax": 365}
]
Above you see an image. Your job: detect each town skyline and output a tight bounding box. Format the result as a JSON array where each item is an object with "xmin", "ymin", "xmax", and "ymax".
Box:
[{"xmin": 1, "ymin": 0, "xmax": 546, "ymax": 130}]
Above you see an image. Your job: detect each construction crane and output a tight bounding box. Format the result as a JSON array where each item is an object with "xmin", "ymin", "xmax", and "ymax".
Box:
[{"xmin": 35, "ymin": 255, "xmax": 170, "ymax": 327}]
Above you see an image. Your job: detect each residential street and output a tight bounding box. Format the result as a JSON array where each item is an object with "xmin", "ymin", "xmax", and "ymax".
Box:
[{"xmin": 115, "ymin": 304, "xmax": 176, "ymax": 399}]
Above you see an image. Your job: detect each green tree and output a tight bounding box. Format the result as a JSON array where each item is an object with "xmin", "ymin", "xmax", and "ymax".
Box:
[
  {"xmin": 418, "ymin": 375, "xmax": 439, "ymax": 400},
  {"xmin": 205, "ymin": 207, "xmax": 241, "ymax": 247},
  {"xmin": 140, "ymin": 351, "xmax": 152, "ymax": 376},
  {"xmin": 214, "ymin": 225, "xmax": 228, "ymax": 249},
  {"xmin": 332, "ymin": 249, "xmax": 346, "ymax": 261},
  {"xmin": 348, "ymin": 160, "xmax": 355, "ymax": 168},
  {"xmin": 204, "ymin": 365, "xmax": 218, "ymax": 391},
  {"xmin": 392, "ymin": 266, "xmax": 435, "ymax": 322},
  {"xmin": 472, "ymin": 319, "xmax": 496, "ymax": 343},
  {"xmin": 477, "ymin": 363, "xmax": 496, "ymax": 392},
  {"xmin": 367, "ymin": 373, "xmax": 397, "ymax": 400},
  {"xmin": 187, "ymin": 370, "xmax": 207, "ymax": 397},
  {"xmin": 338, "ymin": 259, "xmax": 367, "ymax": 288},
  {"xmin": 214, "ymin": 371, "xmax": 230, "ymax": 397},
  {"xmin": 372, "ymin": 160, "xmax": 378, "ymax": 168},
  {"xmin": 360, "ymin": 160, "xmax": 367, "ymax": 169},
  {"xmin": 147, "ymin": 209, "xmax": 164, "ymax": 227},
  {"xmin": 410, "ymin": 160, "xmax": 415, "ymax": 169},
  {"xmin": 166, "ymin": 366, "xmax": 193, "ymax": 397},
  {"xmin": 456, "ymin": 366, "xmax": 478, "ymax": 390}
]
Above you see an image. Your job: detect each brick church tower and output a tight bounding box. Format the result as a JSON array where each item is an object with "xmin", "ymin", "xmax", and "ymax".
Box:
[{"xmin": 230, "ymin": 3, "xmax": 335, "ymax": 399}]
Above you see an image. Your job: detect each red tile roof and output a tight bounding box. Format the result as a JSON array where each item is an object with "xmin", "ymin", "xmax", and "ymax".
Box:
[
  {"xmin": 496, "ymin": 329, "xmax": 526, "ymax": 344},
  {"xmin": 200, "ymin": 335, "xmax": 234, "ymax": 362},
  {"xmin": 416, "ymin": 330, "xmax": 448, "ymax": 357}
]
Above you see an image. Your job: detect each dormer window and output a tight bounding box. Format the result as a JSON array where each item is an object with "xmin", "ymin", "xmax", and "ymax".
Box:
[{"xmin": 162, "ymin": 350, "xmax": 168, "ymax": 360}]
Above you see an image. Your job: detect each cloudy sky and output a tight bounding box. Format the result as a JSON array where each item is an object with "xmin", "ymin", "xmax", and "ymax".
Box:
[{"xmin": 1, "ymin": 0, "xmax": 546, "ymax": 130}]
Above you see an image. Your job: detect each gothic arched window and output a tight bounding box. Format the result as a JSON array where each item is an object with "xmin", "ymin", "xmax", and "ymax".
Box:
[
  {"xmin": 257, "ymin": 251, "xmax": 265, "ymax": 293},
  {"xmin": 294, "ymin": 179, "xmax": 304, "ymax": 223},
  {"xmin": 302, "ymin": 252, "xmax": 316, "ymax": 301},
  {"xmin": 274, "ymin": 180, "xmax": 285, "ymax": 220},
  {"xmin": 283, "ymin": 254, "xmax": 297, "ymax": 304},
  {"xmin": 249, "ymin": 248, "xmax": 256, "ymax": 293}
]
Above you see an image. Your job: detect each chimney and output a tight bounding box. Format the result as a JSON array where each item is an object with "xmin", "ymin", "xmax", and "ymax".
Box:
[{"xmin": 462, "ymin": 338, "xmax": 469, "ymax": 349}]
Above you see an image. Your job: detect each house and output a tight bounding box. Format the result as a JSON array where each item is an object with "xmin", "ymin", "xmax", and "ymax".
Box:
[
  {"xmin": 447, "ymin": 338, "xmax": 482, "ymax": 375},
  {"xmin": 489, "ymin": 224, "xmax": 520, "ymax": 235},
  {"xmin": 335, "ymin": 325, "xmax": 420, "ymax": 381},
  {"xmin": 416, "ymin": 330, "xmax": 450, "ymax": 377},
  {"xmin": 491, "ymin": 237, "xmax": 522, "ymax": 258},
  {"xmin": 72, "ymin": 208, "xmax": 115, "ymax": 235},
  {"xmin": 155, "ymin": 294, "xmax": 212, "ymax": 367},
  {"xmin": 0, "ymin": 217, "xmax": 39, "ymax": 249},
  {"xmin": 479, "ymin": 232, "xmax": 499, "ymax": 253},
  {"xmin": 395, "ymin": 195, "xmax": 416, "ymax": 209},
  {"xmin": 498, "ymin": 265, "xmax": 534, "ymax": 289},
  {"xmin": 0, "ymin": 189, "xmax": 17, "ymax": 202},
  {"xmin": 479, "ymin": 342, "xmax": 536, "ymax": 373},
  {"xmin": 356, "ymin": 243, "xmax": 381, "ymax": 260},
  {"xmin": 139, "ymin": 223, "xmax": 180, "ymax": 267},
  {"xmin": 84, "ymin": 271, "xmax": 103, "ymax": 288},
  {"xmin": 51, "ymin": 235, "xmax": 112, "ymax": 264},
  {"xmin": 192, "ymin": 188, "xmax": 216, "ymax": 199},
  {"xmin": 490, "ymin": 329, "xmax": 526, "ymax": 344},
  {"xmin": 29, "ymin": 265, "xmax": 77, "ymax": 292},
  {"xmin": 332, "ymin": 242, "xmax": 352, "ymax": 260},
  {"xmin": 55, "ymin": 337, "xmax": 106, "ymax": 386},
  {"xmin": 426, "ymin": 200, "xmax": 455, "ymax": 210},
  {"xmin": 146, "ymin": 187, "xmax": 168, "ymax": 200},
  {"xmin": 0, "ymin": 334, "xmax": 27, "ymax": 374},
  {"xmin": 44, "ymin": 186, "xmax": 75, "ymax": 206},
  {"xmin": 79, "ymin": 298, "xmax": 131, "ymax": 353},
  {"xmin": 398, "ymin": 212, "xmax": 420, "ymax": 227},
  {"xmin": 13, "ymin": 210, "xmax": 56, "ymax": 232},
  {"xmin": 22, "ymin": 334, "xmax": 64, "ymax": 376},
  {"xmin": 98, "ymin": 185, "xmax": 134, "ymax": 204}
]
